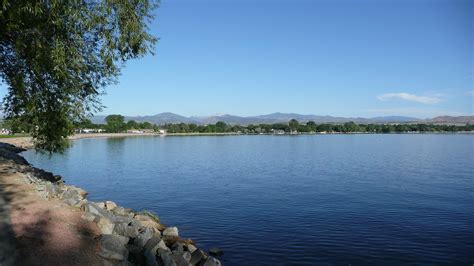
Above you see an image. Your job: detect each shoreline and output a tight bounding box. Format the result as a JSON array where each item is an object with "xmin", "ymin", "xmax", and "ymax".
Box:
[
  {"xmin": 1, "ymin": 131, "xmax": 473, "ymax": 150},
  {"xmin": 0, "ymin": 141, "xmax": 222, "ymax": 265}
]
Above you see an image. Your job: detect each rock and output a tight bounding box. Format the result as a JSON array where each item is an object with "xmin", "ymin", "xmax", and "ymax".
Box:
[
  {"xmin": 181, "ymin": 251, "xmax": 192, "ymax": 264},
  {"xmin": 61, "ymin": 188, "xmax": 79, "ymax": 200},
  {"xmin": 152, "ymin": 227, "xmax": 162, "ymax": 238},
  {"xmin": 105, "ymin": 200, "xmax": 117, "ymax": 211},
  {"xmin": 44, "ymin": 183, "xmax": 59, "ymax": 198},
  {"xmin": 134, "ymin": 227, "xmax": 154, "ymax": 247},
  {"xmin": 144, "ymin": 249, "xmax": 159, "ymax": 266},
  {"xmin": 134, "ymin": 214, "xmax": 154, "ymax": 223},
  {"xmin": 143, "ymin": 237, "xmax": 169, "ymax": 266},
  {"xmin": 0, "ymin": 147, "xmax": 29, "ymax": 164},
  {"xmin": 28, "ymin": 167, "xmax": 62, "ymax": 183},
  {"xmin": 97, "ymin": 217, "xmax": 115, "ymax": 234},
  {"xmin": 159, "ymin": 252, "xmax": 177, "ymax": 266},
  {"xmin": 81, "ymin": 212, "xmax": 98, "ymax": 222},
  {"xmin": 113, "ymin": 222, "xmax": 139, "ymax": 238},
  {"xmin": 163, "ymin": 227, "xmax": 178, "ymax": 237},
  {"xmin": 144, "ymin": 237, "xmax": 169, "ymax": 255},
  {"xmin": 67, "ymin": 185, "xmax": 88, "ymax": 197},
  {"xmin": 97, "ymin": 234, "xmax": 130, "ymax": 261},
  {"xmin": 102, "ymin": 259, "xmax": 133, "ymax": 266},
  {"xmin": 136, "ymin": 218, "xmax": 165, "ymax": 231},
  {"xmin": 203, "ymin": 257, "xmax": 221, "ymax": 266},
  {"xmin": 171, "ymin": 242, "xmax": 184, "ymax": 253},
  {"xmin": 113, "ymin": 206, "xmax": 132, "ymax": 216},
  {"xmin": 186, "ymin": 244, "xmax": 197, "ymax": 253},
  {"xmin": 82, "ymin": 202, "xmax": 110, "ymax": 218},
  {"xmin": 111, "ymin": 215, "xmax": 133, "ymax": 224},
  {"xmin": 170, "ymin": 252, "xmax": 188, "ymax": 266},
  {"xmin": 135, "ymin": 210, "xmax": 160, "ymax": 223},
  {"xmin": 189, "ymin": 249, "xmax": 206, "ymax": 265},
  {"xmin": 127, "ymin": 244, "xmax": 146, "ymax": 266},
  {"xmin": 61, "ymin": 190, "xmax": 82, "ymax": 200},
  {"xmin": 96, "ymin": 201, "xmax": 106, "ymax": 209},
  {"xmin": 208, "ymin": 247, "xmax": 223, "ymax": 256},
  {"xmin": 63, "ymin": 197, "xmax": 82, "ymax": 207}
]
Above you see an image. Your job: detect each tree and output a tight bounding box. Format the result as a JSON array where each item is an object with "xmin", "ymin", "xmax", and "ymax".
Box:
[
  {"xmin": 140, "ymin": 121, "xmax": 153, "ymax": 129},
  {"xmin": 215, "ymin": 121, "xmax": 227, "ymax": 132},
  {"xmin": 289, "ymin": 119, "xmax": 299, "ymax": 132},
  {"xmin": 343, "ymin": 121, "xmax": 359, "ymax": 132},
  {"xmin": 0, "ymin": 1, "xmax": 158, "ymax": 152},
  {"xmin": 306, "ymin": 121, "xmax": 316, "ymax": 132},
  {"xmin": 126, "ymin": 120, "xmax": 139, "ymax": 130},
  {"xmin": 105, "ymin": 115, "xmax": 126, "ymax": 133}
]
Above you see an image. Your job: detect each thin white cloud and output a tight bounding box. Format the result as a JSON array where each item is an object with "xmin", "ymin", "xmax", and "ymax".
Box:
[
  {"xmin": 467, "ymin": 90, "xmax": 474, "ymax": 96},
  {"xmin": 377, "ymin": 92, "xmax": 442, "ymax": 104}
]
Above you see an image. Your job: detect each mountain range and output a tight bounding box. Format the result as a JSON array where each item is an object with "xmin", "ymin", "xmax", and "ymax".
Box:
[{"xmin": 89, "ymin": 112, "xmax": 474, "ymax": 125}]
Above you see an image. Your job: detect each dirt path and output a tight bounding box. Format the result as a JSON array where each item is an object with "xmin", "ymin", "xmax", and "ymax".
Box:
[
  {"xmin": 0, "ymin": 176, "xmax": 16, "ymax": 266},
  {"xmin": 0, "ymin": 151, "xmax": 103, "ymax": 265}
]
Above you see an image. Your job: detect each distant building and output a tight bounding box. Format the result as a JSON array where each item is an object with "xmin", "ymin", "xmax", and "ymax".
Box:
[
  {"xmin": 127, "ymin": 129, "xmax": 144, "ymax": 134},
  {"xmin": 0, "ymin": 128, "xmax": 12, "ymax": 135},
  {"xmin": 271, "ymin": 129, "xmax": 286, "ymax": 135},
  {"xmin": 77, "ymin": 128, "xmax": 105, "ymax": 134}
]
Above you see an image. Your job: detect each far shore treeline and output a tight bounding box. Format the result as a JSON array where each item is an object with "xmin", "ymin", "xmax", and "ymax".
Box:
[
  {"xmin": 2, "ymin": 114, "xmax": 473, "ymax": 135},
  {"xmin": 70, "ymin": 115, "xmax": 474, "ymax": 134}
]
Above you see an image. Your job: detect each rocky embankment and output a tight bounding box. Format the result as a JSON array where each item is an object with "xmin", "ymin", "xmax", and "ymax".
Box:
[{"xmin": 0, "ymin": 142, "xmax": 222, "ymax": 266}]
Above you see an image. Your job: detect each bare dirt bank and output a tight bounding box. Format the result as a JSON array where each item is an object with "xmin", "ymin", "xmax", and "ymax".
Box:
[{"xmin": 0, "ymin": 143, "xmax": 102, "ymax": 265}]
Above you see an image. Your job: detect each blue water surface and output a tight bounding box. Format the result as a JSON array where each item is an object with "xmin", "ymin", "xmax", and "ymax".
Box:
[{"xmin": 22, "ymin": 134, "xmax": 474, "ymax": 265}]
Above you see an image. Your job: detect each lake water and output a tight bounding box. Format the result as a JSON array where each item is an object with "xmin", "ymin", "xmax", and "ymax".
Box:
[{"xmin": 22, "ymin": 134, "xmax": 474, "ymax": 265}]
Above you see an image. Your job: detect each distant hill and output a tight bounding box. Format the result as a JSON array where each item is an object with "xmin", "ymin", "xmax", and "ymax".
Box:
[
  {"xmin": 90, "ymin": 112, "xmax": 199, "ymax": 124},
  {"xmin": 424, "ymin": 116, "xmax": 474, "ymax": 125},
  {"xmin": 89, "ymin": 112, "xmax": 426, "ymax": 125}
]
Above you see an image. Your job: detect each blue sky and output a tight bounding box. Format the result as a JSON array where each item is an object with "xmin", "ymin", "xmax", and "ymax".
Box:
[{"xmin": 1, "ymin": 0, "xmax": 473, "ymax": 118}]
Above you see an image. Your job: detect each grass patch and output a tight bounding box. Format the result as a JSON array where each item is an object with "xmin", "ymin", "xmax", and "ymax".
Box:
[{"xmin": 0, "ymin": 134, "xmax": 29, "ymax": 138}]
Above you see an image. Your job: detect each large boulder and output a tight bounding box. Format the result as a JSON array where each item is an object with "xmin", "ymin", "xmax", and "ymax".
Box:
[
  {"xmin": 61, "ymin": 188, "xmax": 79, "ymax": 200},
  {"xmin": 82, "ymin": 202, "xmax": 111, "ymax": 218},
  {"xmin": 97, "ymin": 234, "xmax": 130, "ymax": 261},
  {"xmin": 0, "ymin": 146, "xmax": 29, "ymax": 165},
  {"xmin": 97, "ymin": 217, "xmax": 115, "ymax": 234},
  {"xmin": 81, "ymin": 212, "xmax": 98, "ymax": 222},
  {"xmin": 170, "ymin": 251, "xmax": 190, "ymax": 266},
  {"xmin": 159, "ymin": 252, "xmax": 177, "ymax": 266},
  {"xmin": 114, "ymin": 222, "xmax": 139, "ymax": 238},
  {"xmin": 134, "ymin": 227, "xmax": 154, "ymax": 247},
  {"xmin": 44, "ymin": 183, "xmax": 60, "ymax": 198},
  {"xmin": 105, "ymin": 200, "xmax": 118, "ymax": 211},
  {"xmin": 63, "ymin": 197, "xmax": 84, "ymax": 207},
  {"xmin": 111, "ymin": 215, "xmax": 134, "ymax": 224},
  {"xmin": 203, "ymin": 257, "xmax": 221, "ymax": 266},
  {"xmin": 143, "ymin": 237, "xmax": 168, "ymax": 266},
  {"xmin": 113, "ymin": 206, "xmax": 133, "ymax": 216},
  {"xmin": 163, "ymin": 227, "xmax": 178, "ymax": 237},
  {"xmin": 181, "ymin": 251, "xmax": 192, "ymax": 264},
  {"xmin": 144, "ymin": 237, "xmax": 169, "ymax": 255},
  {"xmin": 66, "ymin": 185, "xmax": 88, "ymax": 198},
  {"xmin": 171, "ymin": 242, "xmax": 184, "ymax": 253},
  {"xmin": 135, "ymin": 210, "xmax": 160, "ymax": 223},
  {"xmin": 189, "ymin": 249, "xmax": 206, "ymax": 265},
  {"xmin": 135, "ymin": 216, "xmax": 165, "ymax": 231},
  {"xmin": 186, "ymin": 244, "xmax": 197, "ymax": 253},
  {"xmin": 127, "ymin": 244, "xmax": 146, "ymax": 265}
]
